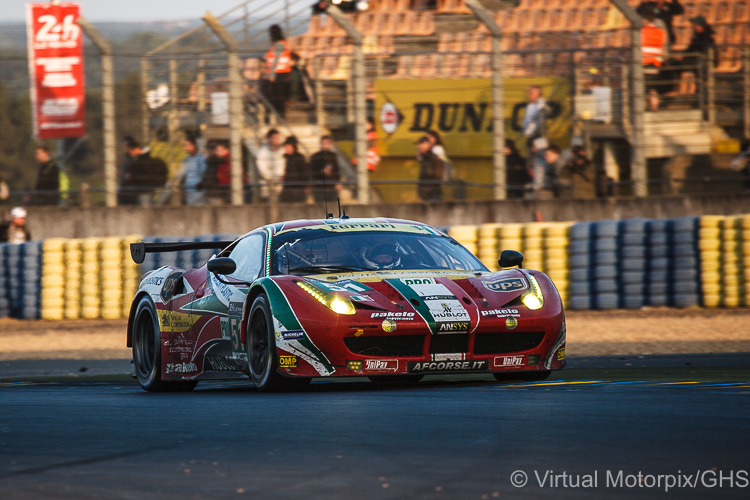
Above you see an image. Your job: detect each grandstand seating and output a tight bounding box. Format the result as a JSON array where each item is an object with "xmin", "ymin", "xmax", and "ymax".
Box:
[{"xmin": 287, "ymin": 0, "xmax": 747, "ymax": 81}]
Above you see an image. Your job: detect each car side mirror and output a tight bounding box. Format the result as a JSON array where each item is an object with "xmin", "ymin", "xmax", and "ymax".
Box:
[
  {"xmin": 498, "ymin": 250, "xmax": 524, "ymax": 268},
  {"xmin": 207, "ymin": 257, "xmax": 237, "ymax": 276}
]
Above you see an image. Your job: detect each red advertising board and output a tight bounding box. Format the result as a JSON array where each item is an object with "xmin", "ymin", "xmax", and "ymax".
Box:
[{"xmin": 27, "ymin": 2, "xmax": 86, "ymax": 140}]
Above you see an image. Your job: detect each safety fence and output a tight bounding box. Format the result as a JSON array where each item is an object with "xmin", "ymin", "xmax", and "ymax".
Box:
[{"xmin": 2, "ymin": 215, "xmax": 750, "ymax": 320}]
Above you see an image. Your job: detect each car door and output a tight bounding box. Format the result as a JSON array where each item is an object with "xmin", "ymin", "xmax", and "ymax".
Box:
[{"xmin": 220, "ymin": 232, "xmax": 267, "ymax": 355}]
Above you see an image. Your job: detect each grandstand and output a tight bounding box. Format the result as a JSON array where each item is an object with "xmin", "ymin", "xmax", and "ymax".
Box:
[
  {"xmin": 141, "ymin": 0, "xmax": 750, "ymax": 203},
  {"xmin": 286, "ymin": 0, "xmax": 749, "ymax": 79}
]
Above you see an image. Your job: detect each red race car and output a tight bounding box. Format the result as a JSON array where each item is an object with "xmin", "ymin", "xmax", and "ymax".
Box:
[{"xmin": 128, "ymin": 217, "xmax": 566, "ymax": 392}]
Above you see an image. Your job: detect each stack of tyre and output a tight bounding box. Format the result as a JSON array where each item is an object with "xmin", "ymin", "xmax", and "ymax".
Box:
[
  {"xmin": 100, "ymin": 237, "xmax": 123, "ymax": 319},
  {"xmin": 740, "ymin": 216, "xmax": 750, "ymax": 307},
  {"xmin": 63, "ymin": 239, "xmax": 82, "ymax": 319},
  {"xmin": 568, "ymin": 222, "xmax": 593, "ymax": 310},
  {"xmin": 619, "ymin": 218, "xmax": 649, "ymax": 309},
  {"xmin": 522, "ymin": 223, "xmax": 544, "ymax": 272},
  {"xmin": 41, "ymin": 239, "xmax": 66, "ymax": 320},
  {"xmin": 669, "ymin": 217, "xmax": 700, "ymax": 308},
  {"xmin": 497, "ymin": 223, "xmax": 524, "ymax": 265},
  {"xmin": 81, "ymin": 238, "xmax": 101, "ymax": 319},
  {"xmin": 646, "ymin": 218, "xmax": 671, "ymax": 307},
  {"xmin": 448, "ymin": 225, "xmax": 479, "ymax": 258},
  {"xmin": 477, "ymin": 223, "xmax": 502, "ymax": 271},
  {"xmin": 543, "ymin": 223, "xmax": 571, "ymax": 307},
  {"xmin": 0, "ymin": 242, "xmax": 42, "ymax": 319}
]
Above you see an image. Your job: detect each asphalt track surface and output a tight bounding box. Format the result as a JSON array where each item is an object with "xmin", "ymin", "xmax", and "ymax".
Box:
[{"xmin": 1, "ymin": 355, "xmax": 750, "ymax": 499}]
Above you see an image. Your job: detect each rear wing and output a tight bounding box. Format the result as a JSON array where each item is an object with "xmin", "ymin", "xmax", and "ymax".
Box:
[{"xmin": 130, "ymin": 240, "xmax": 234, "ymax": 264}]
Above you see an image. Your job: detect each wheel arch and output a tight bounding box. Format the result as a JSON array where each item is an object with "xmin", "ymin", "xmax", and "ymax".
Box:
[{"xmin": 241, "ymin": 279, "xmax": 275, "ymax": 345}]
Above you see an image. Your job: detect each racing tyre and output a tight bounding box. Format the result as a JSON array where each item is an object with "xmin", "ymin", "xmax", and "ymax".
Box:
[
  {"xmin": 493, "ymin": 370, "xmax": 551, "ymax": 382},
  {"xmin": 132, "ymin": 295, "xmax": 197, "ymax": 392},
  {"xmin": 247, "ymin": 294, "xmax": 310, "ymax": 392}
]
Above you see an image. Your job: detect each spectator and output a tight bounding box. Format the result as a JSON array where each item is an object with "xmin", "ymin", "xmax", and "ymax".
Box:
[
  {"xmin": 637, "ymin": 1, "xmax": 683, "ymax": 47},
  {"xmin": 0, "ymin": 207, "xmax": 31, "ymax": 244},
  {"xmin": 541, "ymin": 144, "xmax": 564, "ymax": 199},
  {"xmin": 256, "ymin": 128, "xmax": 286, "ymax": 202},
  {"xmin": 353, "ymin": 118, "xmax": 381, "ymax": 173},
  {"xmin": 200, "ymin": 141, "xmax": 231, "ymax": 204},
  {"xmin": 520, "ymin": 85, "xmax": 550, "ymax": 196},
  {"xmin": 279, "ymin": 136, "xmax": 310, "ymax": 203},
  {"xmin": 182, "ymin": 137, "xmax": 207, "ymax": 205},
  {"xmin": 310, "ymin": 135, "xmax": 342, "ymax": 203},
  {"xmin": 416, "ymin": 136, "xmax": 444, "ymax": 202},
  {"xmin": 289, "ymin": 52, "xmax": 313, "ymax": 103},
  {"xmin": 641, "ymin": 8, "xmax": 668, "ymax": 111},
  {"xmin": 263, "ymin": 24, "xmax": 292, "ymax": 119},
  {"xmin": 29, "ymin": 145, "xmax": 59, "ymax": 206},
  {"xmin": 674, "ymin": 16, "xmax": 716, "ymax": 95},
  {"xmin": 120, "ymin": 137, "xmax": 168, "ymax": 206},
  {"xmin": 559, "ymin": 145, "xmax": 596, "ymax": 199},
  {"xmin": 426, "ymin": 130, "xmax": 452, "ymax": 183},
  {"xmin": 505, "ymin": 139, "xmax": 531, "ymax": 199}
]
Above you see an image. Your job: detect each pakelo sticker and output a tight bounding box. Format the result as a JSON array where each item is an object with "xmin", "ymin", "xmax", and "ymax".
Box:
[
  {"xmin": 480, "ymin": 308, "xmax": 521, "ymax": 318},
  {"xmin": 483, "ymin": 278, "xmax": 528, "ymax": 292}
]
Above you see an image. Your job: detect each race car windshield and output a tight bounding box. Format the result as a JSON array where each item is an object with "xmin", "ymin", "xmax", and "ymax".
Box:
[{"xmin": 270, "ymin": 229, "xmax": 488, "ymax": 275}]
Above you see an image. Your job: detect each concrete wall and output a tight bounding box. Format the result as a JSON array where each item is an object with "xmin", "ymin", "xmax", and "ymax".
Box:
[{"xmin": 20, "ymin": 193, "xmax": 750, "ymax": 239}]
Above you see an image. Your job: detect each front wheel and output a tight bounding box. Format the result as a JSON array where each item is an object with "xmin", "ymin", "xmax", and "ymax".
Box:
[
  {"xmin": 246, "ymin": 295, "xmax": 309, "ymax": 392},
  {"xmin": 132, "ymin": 296, "xmax": 197, "ymax": 392}
]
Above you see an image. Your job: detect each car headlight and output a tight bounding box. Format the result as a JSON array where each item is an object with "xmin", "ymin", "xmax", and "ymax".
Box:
[
  {"xmin": 521, "ymin": 274, "xmax": 544, "ymax": 310},
  {"xmin": 297, "ymin": 281, "xmax": 356, "ymax": 315}
]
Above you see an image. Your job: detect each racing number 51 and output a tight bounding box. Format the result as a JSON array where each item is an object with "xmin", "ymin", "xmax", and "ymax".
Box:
[{"xmin": 222, "ymin": 317, "xmax": 243, "ymax": 352}]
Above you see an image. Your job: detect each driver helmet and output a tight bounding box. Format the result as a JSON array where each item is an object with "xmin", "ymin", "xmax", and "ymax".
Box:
[{"xmin": 363, "ymin": 242, "xmax": 401, "ymax": 270}]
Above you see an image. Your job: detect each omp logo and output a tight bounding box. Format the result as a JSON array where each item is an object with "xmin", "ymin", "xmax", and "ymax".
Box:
[
  {"xmin": 401, "ymin": 278, "xmax": 435, "ymax": 286},
  {"xmin": 279, "ymin": 355, "xmax": 298, "ymax": 368},
  {"xmin": 438, "ymin": 322, "xmax": 469, "ymax": 332},
  {"xmin": 165, "ymin": 362, "xmax": 197, "ymax": 374},
  {"xmin": 364, "ymin": 359, "xmax": 398, "ymax": 371},
  {"xmin": 483, "ymin": 278, "xmax": 527, "ymax": 292}
]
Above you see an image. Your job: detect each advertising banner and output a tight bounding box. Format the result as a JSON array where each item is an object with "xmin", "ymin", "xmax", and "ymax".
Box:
[
  {"xmin": 27, "ymin": 2, "xmax": 86, "ymax": 140},
  {"xmin": 374, "ymin": 77, "xmax": 570, "ymax": 158}
]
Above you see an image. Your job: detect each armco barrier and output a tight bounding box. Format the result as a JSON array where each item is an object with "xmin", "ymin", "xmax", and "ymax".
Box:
[{"xmin": 4, "ymin": 218, "xmax": 750, "ymax": 320}]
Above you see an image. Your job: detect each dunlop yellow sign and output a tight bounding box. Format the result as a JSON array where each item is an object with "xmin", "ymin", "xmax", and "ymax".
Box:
[{"xmin": 374, "ymin": 77, "xmax": 571, "ymax": 157}]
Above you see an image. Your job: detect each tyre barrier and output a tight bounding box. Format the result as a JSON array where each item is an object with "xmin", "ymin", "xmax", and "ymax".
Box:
[
  {"xmin": 8, "ymin": 216, "xmax": 750, "ymax": 320},
  {"xmin": 0, "ymin": 241, "xmax": 42, "ymax": 319}
]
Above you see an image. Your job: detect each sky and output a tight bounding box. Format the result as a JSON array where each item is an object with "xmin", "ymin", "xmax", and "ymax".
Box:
[{"xmin": 0, "ymin": 1, "xmax": 253, "ymax": 23}]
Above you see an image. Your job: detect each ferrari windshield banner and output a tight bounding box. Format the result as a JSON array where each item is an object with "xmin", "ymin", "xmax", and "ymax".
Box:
[{"xmin": 26, "ymin": 2, "xmax": 86, "ymax": 139}]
